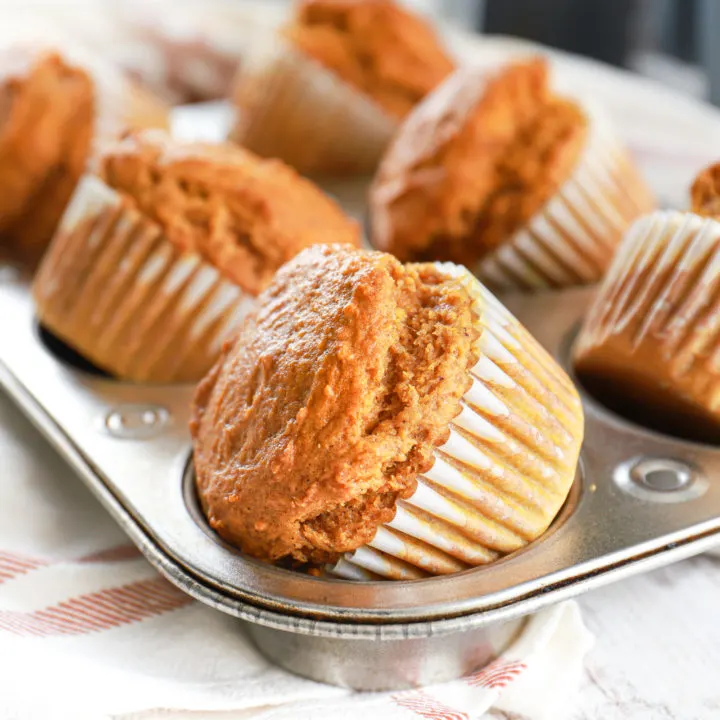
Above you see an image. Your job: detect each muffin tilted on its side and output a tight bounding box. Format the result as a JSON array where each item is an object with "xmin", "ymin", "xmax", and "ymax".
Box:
[
  {"xmin": 33, "ymin": 131, "xmax": 361, "ymax": 383},
  {"xmin": 231, "ymin": 0, "xmax": 455, "ymax": 176},
  {"xmin": 0, "ymin": 43, "xmax": 169, "ymax": 264},
  {"xmin": 369, "ymin": 58, "xmax": 655, "ymax": 291},
  {"xmin": 574, "ymin": 162, "xmax": 720, "ymax": 443},
  {"xmin": 191, "ymin": 244, "xmax": 584, "ymax": 580}
]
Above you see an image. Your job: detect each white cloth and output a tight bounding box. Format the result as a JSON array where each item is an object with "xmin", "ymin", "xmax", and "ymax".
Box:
[{"xmin": 0, "ymin": 392, "xmax": 593, "ymax": 720}]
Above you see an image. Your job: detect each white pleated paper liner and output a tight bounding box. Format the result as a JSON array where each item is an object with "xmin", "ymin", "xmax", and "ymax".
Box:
[
  {"xmin": 333, "ymin": 264, "xmax": 584, "ymax": 580},
  {"xmin": 32, "ymin": 175, "xmax": 254, "ymax": 383},
  {"xmin": 231, "ymin": 40, "xmax": 397, "ymax": 176},
  {"xmin": 476, "ymin": 103, "xmax": 656, "ymax": 292},
  {"xmin": 573, "ymin": 209, "xmax": 720, "ymax": 440}
]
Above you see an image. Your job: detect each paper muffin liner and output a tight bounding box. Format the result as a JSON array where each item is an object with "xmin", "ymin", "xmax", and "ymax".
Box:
[
  {"xmin": 475, "ymin": 104, "xmax": 656, "ymax": 292},
  {"xmin": 32, "ymin": 175, "xmax": 254, "ymax": 383},
  {"xmin": 573, "ymin": 209, "xmax": 720, "ymax": 428},
  {"xmin": 332, "ymin": 264, "xmax": 584, "ymax": 580},
  {"xmin": 231, "ymin": 41, "xmax": 397, "ymax": 176}
]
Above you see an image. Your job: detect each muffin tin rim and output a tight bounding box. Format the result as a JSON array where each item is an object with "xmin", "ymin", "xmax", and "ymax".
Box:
[{"xmin": 180, "ymin": 449, "xmax": 586, "ymax": 589}]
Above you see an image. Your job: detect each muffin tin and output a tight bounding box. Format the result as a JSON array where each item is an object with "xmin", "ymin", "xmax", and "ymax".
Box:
[{"xmin": 1, "ymin": 267, "xmax": 720, "ymax": 691}]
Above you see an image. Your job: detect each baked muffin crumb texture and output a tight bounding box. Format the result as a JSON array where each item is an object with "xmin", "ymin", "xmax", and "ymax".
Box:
[
  {"xmin": 191, "ymin": 244, "xmax": 478, "ymax": 563},
  {"xmin": 100, "ymin": 130, "xmax": 361, "ymax": 295},
  {"xmin": 371, "ymin": 58, "xmax": 589, "ymax": 265},
  {"xmin": 0, "ymin": 49, "xmax": 95, "ymax": 259}
]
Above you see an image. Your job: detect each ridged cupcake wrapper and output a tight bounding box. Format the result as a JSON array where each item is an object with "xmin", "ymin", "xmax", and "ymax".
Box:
[
  {"xmin": 574, "ymin": 209, "xmax": 720, "ymax": 410},
  {"xmin": 332, "ymin": 264, "xmax": 584, "ymax": 581},
  {"xmin": 232, "ymin": 42, "xmax": 397, "ymax": 176},
  {"xmin": 32, "ymin": 175, "xmax": 254, "ymax": 383},
  {"xmin": 475, "ymin": 104, "xmax": 655, "ymax": 292}
]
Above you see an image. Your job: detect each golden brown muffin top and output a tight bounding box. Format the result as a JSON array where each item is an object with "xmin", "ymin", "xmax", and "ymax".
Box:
[
  {"xmin": 691, "ymin": 161, "xmax": 720, "ymax": 218},
  {"xmin": 285, "ymin": 0, "xmax": 455, "ymax": 120},
  {"xmin": 191, "ymin": 244, "xmax": 477, "ymax": 563},
  {"xmin": 370, "ymin": 58, "xmax": 588, "ymax": 266},
  {"xmin": 0, "ymin": 49, "xmax": 95, "ymax": 260},
  {"xmin": 100, "ymin": 130, "xmax": 361, "ymax": 295}
]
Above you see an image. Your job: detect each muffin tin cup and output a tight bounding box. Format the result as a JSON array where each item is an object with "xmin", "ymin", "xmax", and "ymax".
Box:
[
  {"xmin": 3, "ymin": 275, "xmax": 720, "ymax": 691},
  {"xmin": 32, "ymin": 175, "xmax": 255, "ymax": 383},
  {"xmin": 475, "ymin": 104, "xmax": 656, "ymax": 292},
  {"xmin": 231, "ymin": 41, "xmax": 397, "ymax": 176},
  {"xmin": 573, "ymin": 210, "xmax": 720, "ymax": 433},
  {"xmin": 334, "ymin": 266, "xmax": 584, "ymax": 580}
]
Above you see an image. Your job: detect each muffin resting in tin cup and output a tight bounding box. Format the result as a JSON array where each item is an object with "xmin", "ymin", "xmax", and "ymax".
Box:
[
  {"xmin": 32, "ymin": 131, "xmax": 361, "ymax": 383},
  {"xmin": 574, "ymin": 161, "xmax": 720, "ymax": 444},
  {"xmin": 191, "ymin": 244, "xmax": 584, "ymax": 580}
]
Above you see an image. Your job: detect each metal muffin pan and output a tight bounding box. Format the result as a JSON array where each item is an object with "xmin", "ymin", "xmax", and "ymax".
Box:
[{"xmin": 2, "ymin": 270, "xmax": 720, "ymax": 691}]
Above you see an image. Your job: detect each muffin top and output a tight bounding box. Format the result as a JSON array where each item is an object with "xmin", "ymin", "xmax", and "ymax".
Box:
[
  {"xmin": 0, "ymin": 49, "xmax": 95, "ymax": 255},
  {"xmin": 370, "ymin": 58, "xmax": 588, "ymax": 266},
  {"xmin": 191, "ymin": 244, "xmax": 477, "ymax": 563},
  {"xmin": 691, "ymin": 161, "xmax": 720, "ymax": 218},
  {"xmin": 285, "ymin": 0, "xmax": 455, "ymax": 120},
  {"xmin": 100, "ymin": 130, "xmax": 362, "ymax": 295}
]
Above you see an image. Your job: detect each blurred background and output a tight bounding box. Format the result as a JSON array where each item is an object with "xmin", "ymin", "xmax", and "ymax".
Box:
[
  {"xmin": 424, "ymin": 0, "xmax": 716, "ymax": 105},
  {"xmin": 452, "ymin": 0, "xmax": 716, "ymax": 104},
  {"xmin": 1, "ymin": 0, "xmax": 717, "ymax": 106}
]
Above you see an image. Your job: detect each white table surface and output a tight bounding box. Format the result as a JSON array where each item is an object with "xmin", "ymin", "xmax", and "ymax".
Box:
[{"xmin": 570, "ymin": 556, "xmax": 720, "ymax": 720}]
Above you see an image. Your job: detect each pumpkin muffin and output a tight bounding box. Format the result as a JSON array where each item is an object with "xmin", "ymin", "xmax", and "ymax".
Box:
[
  {"xmin": 231, "ymin": 0, "xmax": 455, "ymax": 176},
  {"xmin": 574, "ymin": 162, "xmax": 720, "ymax": 443},
  {"xmin": 33, "ymin": 130, "xmax": 361, "ymax": 383},
  {"xmin": 192, "ymin": 244, "xmax": 584, "ymax": 579},
  {"xmin": 369, "ymin": 58, "xmax": 656, "ymax": 291},
  {"xmin": 0, "ymin": 43, "xmax": 168, "ymax": 265}
]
